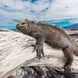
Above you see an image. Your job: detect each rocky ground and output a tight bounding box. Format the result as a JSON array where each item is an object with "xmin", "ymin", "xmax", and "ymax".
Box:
[
  {"xmin": 7, "ymin": 66, "xmax": 78, "ymax": 78},
  {"xmin": 7, "ymin": 31, "xmax": 78, "ymax": 78}
]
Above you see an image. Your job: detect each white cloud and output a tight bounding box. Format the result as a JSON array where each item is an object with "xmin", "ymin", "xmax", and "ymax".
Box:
[
  {"xmin": 39, "ymin": 0, "xmax": 78, "ymax": 21},
  {"xmin": 0, "ymin": 0, "xmax": 78, "ymax": 26}
]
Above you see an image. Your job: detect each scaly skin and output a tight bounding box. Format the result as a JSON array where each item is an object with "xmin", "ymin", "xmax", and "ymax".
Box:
[{"xmin": 16, "ymin": 19, "xmax": 78, "ymax": 76}]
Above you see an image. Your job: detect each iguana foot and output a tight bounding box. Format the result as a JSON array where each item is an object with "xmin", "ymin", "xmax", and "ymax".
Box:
[
  {"xmin": 31, "ymin": 44, "xmax": 44, "ymax": 59},
  {"xmin": 64, "ymin": 65, "xmax": 71, "ymax": 77},
  {"xmin": 31, "ymin": 44, "xmax": 36, "ymax": 52}
]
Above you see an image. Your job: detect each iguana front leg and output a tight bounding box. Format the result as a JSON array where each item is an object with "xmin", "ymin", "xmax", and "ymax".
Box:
[
  {"xmin": 29, "ymin": 31, "xmax": 45, "ymax": 59},
  {"xmin": 35, "ymin": 43, "xmax": 44, "ymax": 59}
]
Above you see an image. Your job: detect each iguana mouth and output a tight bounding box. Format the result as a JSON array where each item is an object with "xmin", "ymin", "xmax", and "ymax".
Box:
[{"xmin": 16, "ymin": 24, "xmax": 25, "ymax": 30}]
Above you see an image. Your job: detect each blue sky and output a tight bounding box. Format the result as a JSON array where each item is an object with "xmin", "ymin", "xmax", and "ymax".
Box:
[{"xmin": 0, "ymin": 0, "xmax": 78, "ymax": 27}]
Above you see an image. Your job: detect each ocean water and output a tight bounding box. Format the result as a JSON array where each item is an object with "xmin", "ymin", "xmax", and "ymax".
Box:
[{"xmin": 0, "ymin": 26, "xmax": 16, "ymax": 31}]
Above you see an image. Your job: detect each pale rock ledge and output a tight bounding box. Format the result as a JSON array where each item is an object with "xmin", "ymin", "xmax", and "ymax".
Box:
[{"xmin": 0, "ymin": 30, "xmax": 78, "ymax": 78}]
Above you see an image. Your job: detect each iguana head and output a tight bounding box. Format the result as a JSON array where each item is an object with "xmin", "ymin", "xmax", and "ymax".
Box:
[{"xmin": 16, "ymin": 19, "xmax": 36, "ymax": 34}]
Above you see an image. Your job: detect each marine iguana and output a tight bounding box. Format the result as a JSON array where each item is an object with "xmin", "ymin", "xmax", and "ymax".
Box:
[{"xmin": 16, "ymin": 19, "xmax": 78, "ymax": 75}]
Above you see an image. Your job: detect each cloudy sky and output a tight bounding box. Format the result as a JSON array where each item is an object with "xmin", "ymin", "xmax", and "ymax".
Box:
[{"xmin": 0, "ymin": 0, "xmax": 78, "ymax": 27}]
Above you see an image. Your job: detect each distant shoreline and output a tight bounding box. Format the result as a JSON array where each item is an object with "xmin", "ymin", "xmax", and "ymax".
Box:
[
  {"xmin": 0, "ymin": 26, "xmax": 78, "ymax": 32},
  {"xmin": 0, "ymin": 26, "xmax": 16, "ymax": 31}
]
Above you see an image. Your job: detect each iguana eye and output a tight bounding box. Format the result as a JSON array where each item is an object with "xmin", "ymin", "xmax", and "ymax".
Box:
[{"xmin": 21, "ymin": 22, "xmax": 25, "ymax": 25}]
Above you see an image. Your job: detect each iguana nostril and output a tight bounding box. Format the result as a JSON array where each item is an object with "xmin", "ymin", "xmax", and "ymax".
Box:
[
  {"xmin": 16, "ymin": 24, "xmax": 19, "ymax": 27},
  {"xmin": 16, "ymin": 24, "xmax": 19, "ymax": 29}
]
